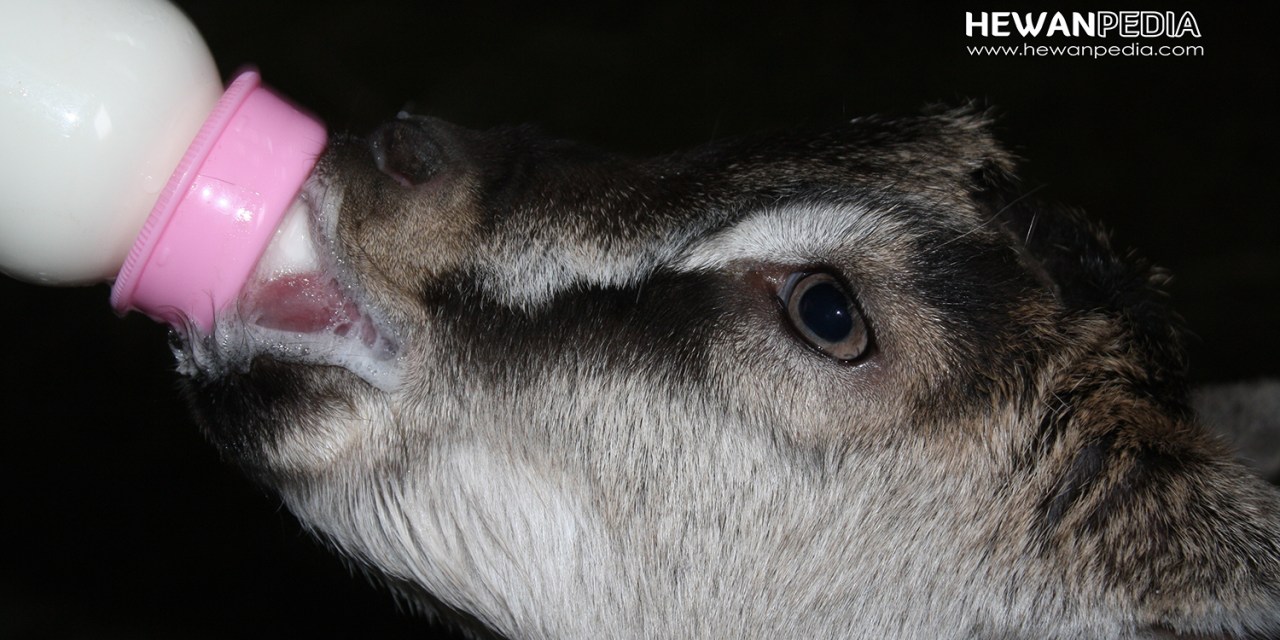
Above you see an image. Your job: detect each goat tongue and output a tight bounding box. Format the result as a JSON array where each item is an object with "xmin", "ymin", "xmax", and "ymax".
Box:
[{"xmin": 245, "ymin": 273, "xmax": 359, "ymax": 335}]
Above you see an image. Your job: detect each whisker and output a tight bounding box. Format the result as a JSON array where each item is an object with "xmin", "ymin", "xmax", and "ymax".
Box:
[{"xmin": 926, "ymin": 183, "xmax": 1050, "ymax": 253}]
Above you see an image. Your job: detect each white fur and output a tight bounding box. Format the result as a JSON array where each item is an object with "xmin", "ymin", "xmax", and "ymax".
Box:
[{"xmin": 678, "ymin": 203, "xmax": 907, "ymax": 273}]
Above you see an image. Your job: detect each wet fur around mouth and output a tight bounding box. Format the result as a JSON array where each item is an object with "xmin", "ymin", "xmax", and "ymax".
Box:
[{"xmin": 181, "ymin": 107, "xmax": 1280, "ymax": 639}]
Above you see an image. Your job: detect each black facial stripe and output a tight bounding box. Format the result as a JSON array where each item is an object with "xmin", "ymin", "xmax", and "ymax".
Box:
[
  {"xmin": 422, "ymin": 268, "xmax": 728, "ymax": 393},
  {"xmin": 898, "ymin": 220, "xmax": 1054, "ymax": 410},
  {"xmin": 908, "ymin": 227, "xmax": 1037, "ymax": 332}
]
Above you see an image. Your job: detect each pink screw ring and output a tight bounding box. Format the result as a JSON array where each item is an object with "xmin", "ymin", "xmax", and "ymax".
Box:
[{"xmin": 110, "ymin": 69, "xmax": 328, "ymax": 332}]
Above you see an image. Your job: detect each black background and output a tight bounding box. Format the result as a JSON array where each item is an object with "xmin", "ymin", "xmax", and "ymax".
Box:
[{"xmin": 2, "ymin": 1, "xmax": 1275, "ymax": 637}]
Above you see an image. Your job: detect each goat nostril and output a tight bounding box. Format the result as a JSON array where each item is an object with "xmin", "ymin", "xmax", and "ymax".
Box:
[{"xmin": 369, "ymin": 120, "xmax": 445, "ymax": 187}]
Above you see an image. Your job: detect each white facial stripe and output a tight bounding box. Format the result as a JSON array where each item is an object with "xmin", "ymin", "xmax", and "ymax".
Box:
[
  {"xmin": 677, "ymin": 203, "xmax": 906, "ymax": 272},
  {"xmin": 474, "ymin": 203, "xmax": 906, "ymax": 309},
  {"xmin": 475, "ymin": 222, "xmax": 703, "ymax": 310}
]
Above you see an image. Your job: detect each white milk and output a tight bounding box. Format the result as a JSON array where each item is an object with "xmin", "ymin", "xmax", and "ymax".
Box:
[{"xmin": 0, "ymin": 0, "xmax": 221, "ymax": 284}]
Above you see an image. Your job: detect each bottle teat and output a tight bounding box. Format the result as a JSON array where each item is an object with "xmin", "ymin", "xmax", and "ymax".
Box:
[{"xmin": 110, "ymin": 70, "xmax": 327, "ymax": 332}]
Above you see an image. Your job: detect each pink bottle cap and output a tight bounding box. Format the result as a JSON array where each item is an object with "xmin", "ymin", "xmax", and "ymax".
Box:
[{"xmin": 110, "ymin": 69, "xmax": 328, "ymax": 332}]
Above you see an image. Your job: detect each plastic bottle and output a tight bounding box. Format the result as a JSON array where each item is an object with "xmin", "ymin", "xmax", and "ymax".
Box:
[{"xmin": 0, "ymin": 0, "xmax": 327, "ymax": 331}]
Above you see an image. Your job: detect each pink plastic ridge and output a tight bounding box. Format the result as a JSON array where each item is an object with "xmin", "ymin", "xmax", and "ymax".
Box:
[{"xmin": 110, "ymin": 69, "xmax": 328, "ymax": 332}]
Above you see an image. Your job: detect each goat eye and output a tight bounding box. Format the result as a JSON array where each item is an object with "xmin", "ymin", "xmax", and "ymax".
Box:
[{"xmin": 781, "ymin": 272, "xmax": 870, "ymax": 362}]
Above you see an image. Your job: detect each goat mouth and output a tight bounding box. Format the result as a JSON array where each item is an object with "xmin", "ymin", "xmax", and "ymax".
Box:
[
  {"xmin": 244, "ymin": 272, "xmax": 378, "ymax": 344},
  {"xmin": 173, "ymin": 181, "xmax": 403, "ymax": 392}
]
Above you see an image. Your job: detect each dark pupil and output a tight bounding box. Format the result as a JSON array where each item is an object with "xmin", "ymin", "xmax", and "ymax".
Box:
[{"xmin": 798, "ymin": 282, "xmax": 853, "ymax": 343}]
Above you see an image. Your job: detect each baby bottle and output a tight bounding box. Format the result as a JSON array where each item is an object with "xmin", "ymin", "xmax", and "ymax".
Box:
[{"xmin": 0, "ymin": 0, "xmax": 327, "ymax": 331}]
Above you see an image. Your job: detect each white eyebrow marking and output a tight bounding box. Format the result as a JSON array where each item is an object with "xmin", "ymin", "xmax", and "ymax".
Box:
[
  {"xmin": 676, "ymin": 203, "xmax": 908, "ymax": 272},
  {"xmin": 472, "ymin": 202, "xmax": 916, "ymax": 310},
  {"xmin": 474, "ymin": 220, "xmax": 701, "ymax": 310}
]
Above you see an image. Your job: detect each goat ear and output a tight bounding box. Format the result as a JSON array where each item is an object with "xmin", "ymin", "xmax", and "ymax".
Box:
[
  {"xmin": 988, "ymin": 198, "xmax": 1190, "ymax": 398},
  {"xmin": 923, "ymin": 102, "xmax": 1020, "ymax": 185}
]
